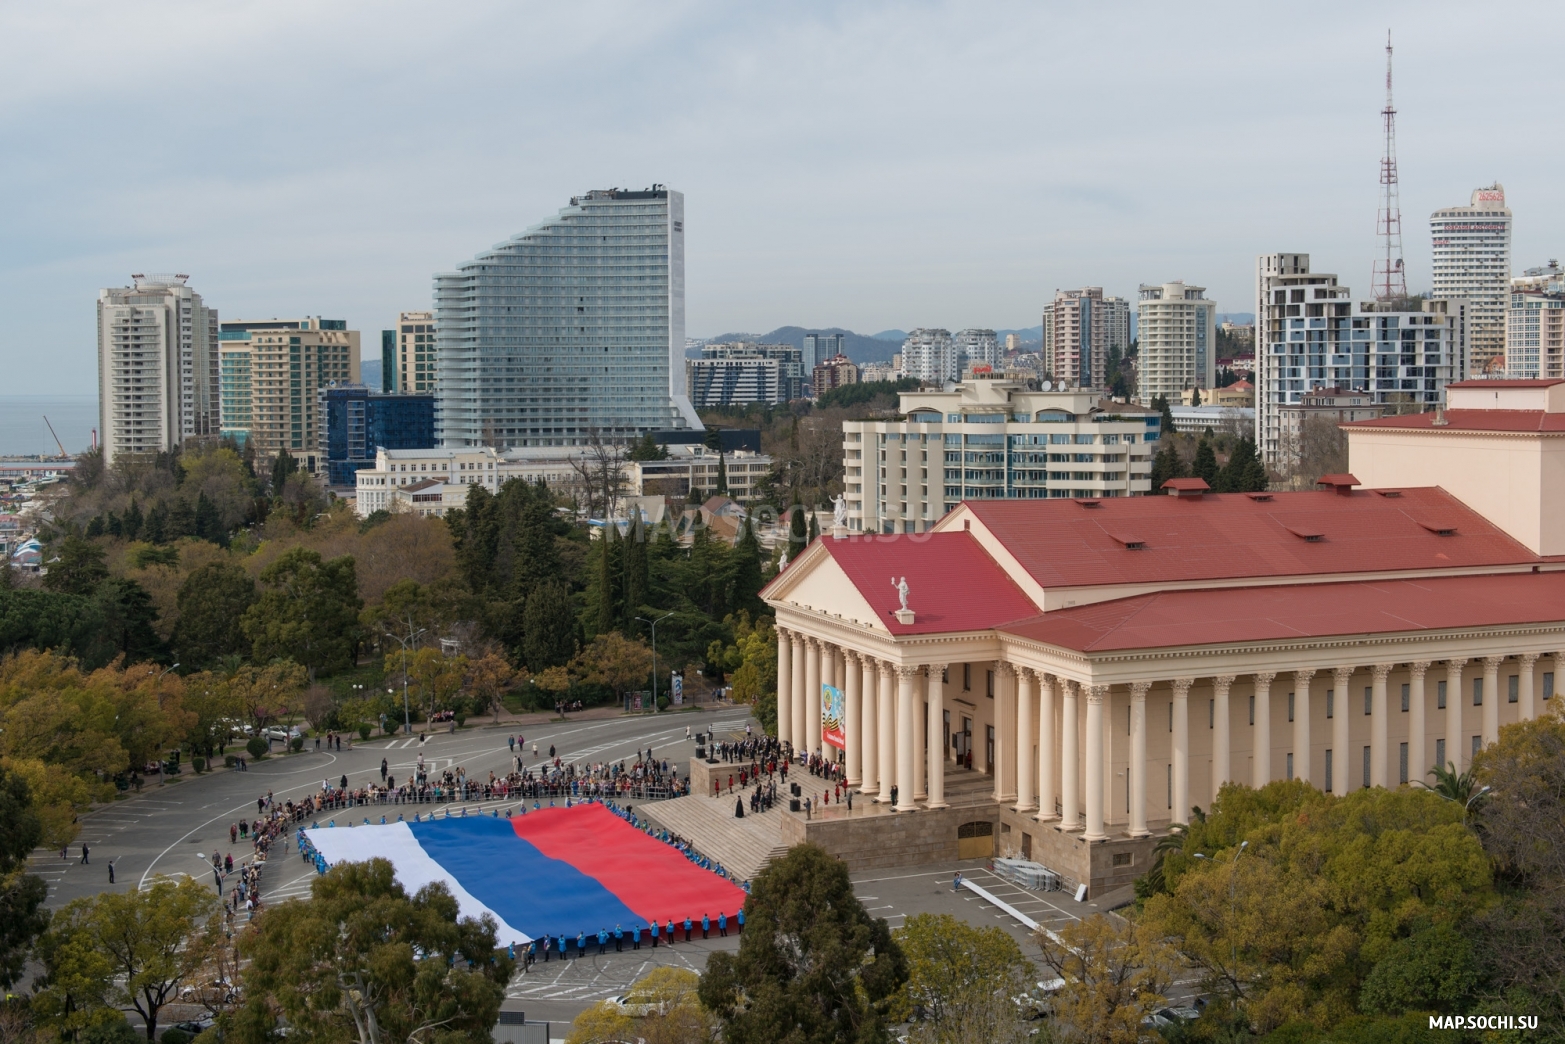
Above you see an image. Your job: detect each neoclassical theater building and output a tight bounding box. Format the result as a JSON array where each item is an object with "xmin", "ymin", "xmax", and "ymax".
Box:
[{"xmin": 762, "ymin": 380, "xmax": 1565, "ymax": 896}]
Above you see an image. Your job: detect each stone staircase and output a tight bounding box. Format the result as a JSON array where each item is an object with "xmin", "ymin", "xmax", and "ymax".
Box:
[{"xmin": 639, "ymin": 793, "xmax": 790, "ymax": 883}]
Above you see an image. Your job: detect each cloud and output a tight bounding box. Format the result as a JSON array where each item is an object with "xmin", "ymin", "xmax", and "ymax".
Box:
[{"xmin": 0, "ymin": 0, "xmax": 1561, "ymax": 393}]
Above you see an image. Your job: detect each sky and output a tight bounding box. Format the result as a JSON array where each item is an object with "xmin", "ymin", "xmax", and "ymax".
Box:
[{"xmin": 2, "ymin": 0, "xmax": 1562, "ymax": 395}]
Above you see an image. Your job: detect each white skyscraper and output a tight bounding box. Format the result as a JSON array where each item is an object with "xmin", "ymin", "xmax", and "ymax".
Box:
[
  {"xmin": 954, "ymin": 328, "xmax": 999, "ymax": 371},
  {"xmin": 97, "ymin": 274, "xmax": 219, "ymax": 465},
  {"xmin": 898, "ymin": 328, "xmax": 958, "ymax": 383},
  {"xmin": 1431, "ymin": 184, "xmax": 1512, "ymax": 374},
  {"xmin": 1135, "ymin": 282, "xmax": 1216, "ymax": 404},
  {"xmin": 1042, "ymin": 288, "xmax": 1130, "ymax": 389}
]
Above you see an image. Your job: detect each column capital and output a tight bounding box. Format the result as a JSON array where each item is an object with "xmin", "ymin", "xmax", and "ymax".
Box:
[
  {"xmin": 1129, "ymin": 679, "xmax": 1152, "ymax": 699},
  {"xmin": 1519, "ymin": 652, "xmax": 1540, "ymax": 668},
  {"xmin": 1212, "ymin": 674, "xmax": 1236, "ymax": 694},
  {"xmin": 894, "ymin": 664, "xmax": 922, "ymax": 679},
  {"xmin": 1252, "ymin": 671, "xmax": 1277, "ymax": 687},
  {"xmin": 995, "ymin": 662, "xmax": 1017, "ymax": 680},
  {"xmin": 775, "ymin": 625, "xmax": 791, "ymax": 640},
  {"xmin": 1171, "ymin": 677, "xmax": 1194, "ymax": 698},
  {"xmin": 802, "ymin": 635, "xmax": 821, "ymax": 650},
  {"xmin": 1484, "ymin": 655, "xmax": 1505, "ymax": 668},
  {"xmin": 1446, "ymin": 657, "xmax": 1468, "ymax": 668},
  {"xmin": 1085, "ymin": 684, "xmax": 1108, "ymax": 704},
  {"xmin": 1407, "ymin": 660, "xmax": 1431, "ymax": 679},
  {"xmin": 843, "ymin": 649, "xmax": 860, "ymax": 666},
  {"xmin": 1372, "ymin": 663, "xmax": 1394, "ymax": 682},
  {"xmin": 1333, "ymin": 665, "xmax": 1354, "ymax": 685},
  {"xmin": 925, "ymin": 662, "xmax": 948, "ymax": 677},
  {"xmin": 1290, "ymin": 669, "xmax": 1311, "ymax": 687}
]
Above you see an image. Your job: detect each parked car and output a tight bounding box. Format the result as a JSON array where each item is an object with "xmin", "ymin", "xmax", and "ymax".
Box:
[
  {"xmin": 264, "ymin": 725, "xmax": 304, "ymax": 741},
  {"xmin": 1143, "ymin": 1006, "xmax": 1202, "ymax": 1029}
]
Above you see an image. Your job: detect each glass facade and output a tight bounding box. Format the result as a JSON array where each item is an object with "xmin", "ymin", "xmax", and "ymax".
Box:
[
  {"xmin": 433, "ymin": 186, "xmax": 700, "ymax": 449},
  {"xmin": 321, "ymin": 384, "xmax": 436, "ymax": 485},
  {"xmin": 380, "ymin": 330, "xmax": 397, "ymax": 392}
]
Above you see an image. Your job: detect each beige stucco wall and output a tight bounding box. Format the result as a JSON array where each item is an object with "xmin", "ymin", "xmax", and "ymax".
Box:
[{"xmin": 1347, "ymin": 428, "xmax": 1565, "ymax": 555}]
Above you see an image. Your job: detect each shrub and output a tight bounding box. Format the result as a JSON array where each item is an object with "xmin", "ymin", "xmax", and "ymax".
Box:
[
  {"xmin": 245, "ymin": 736, "xmax": 268, "ymax": 760},
  {"xmin": 290, "ymin": 736, "xmax": 304, "ymax": 752},
  {"xmin": 357, "ymin": 723, "xmax": 371, "ymax": 741},
  {"xmin": 454, "ymin": 712, "xmax": 467, "ymax": 727},
  {"xmin": 224, "ymin": 754, "xmax": 238, "ymax": 768},
  {"xmin": 161, "ymin": 1029, "xmax": 192, "ymax": 1044},
  {"xmin": 191, "ymin": 756, "xmax": 206, "ymax": 773},
  {"xmin": 384, "ymin": 720, "xmax": 399, "ymax": 735}
]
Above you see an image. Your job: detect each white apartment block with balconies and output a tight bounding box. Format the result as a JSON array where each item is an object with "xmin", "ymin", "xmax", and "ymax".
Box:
[
  {"xmin": 1136, "ymin": 282, "xmax": 1216, "ymax": 404},
  {"xmin": 1431, "ymin": 184, "xmax": 1511, "ymax": 375},
  {"xmin": 841, "ymin": 380, "xmax": 1158, "ymax": 534}
]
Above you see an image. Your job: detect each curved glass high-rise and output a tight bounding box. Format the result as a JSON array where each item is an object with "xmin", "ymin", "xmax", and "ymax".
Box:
[{"xmin": 433, "ymin": 186, "xmax": 701, "ymax": 449}]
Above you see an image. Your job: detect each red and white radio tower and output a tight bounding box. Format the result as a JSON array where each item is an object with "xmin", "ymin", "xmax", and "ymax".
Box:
[{"xmin": 1373, "ymin": 30, "xmax": 1407, "ymax": 300}]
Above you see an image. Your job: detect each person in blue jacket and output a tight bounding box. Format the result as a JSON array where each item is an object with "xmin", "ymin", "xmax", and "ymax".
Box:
[
  {"xmin": 614, "ymin": 924, "xmax": 623, "ymax": 952},
  {"xmin": 718, "ymin": 911, "xmax": 728, "ymax": 937},
  {"xmin": 597, "ymin": 928, "xmax": 607, "ymax": 955},
  {"xmin": 683, "ymin": 916, "xmax": 693, "ymax": 942},
  {"xmin": 736, "ymin": 908, "xmax": 745, "ymax": 932},
  {"xmin": 650, "ymin": 920, "xmax": 659, "ymax": 948},
  {"xmin": 631, "ymin": 923, "xmax": 641, "ymax": 950},
  {"xmin": 702, "ymin": 913, "xmax": 710, "ymax": 939}
]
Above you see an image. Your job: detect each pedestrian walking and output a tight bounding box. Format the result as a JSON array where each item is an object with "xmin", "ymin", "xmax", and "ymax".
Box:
[
  {"xmin": 508, "ymin": 736, "xmax": 515, "ymax": 753},
  {"xmin": 380, "ymin": 758, "xmax": 388, "ymax": 782},
  {"xmin": 80, "ymin": 843, "xmax": 89, "ymax": 865},
  {"xmin": 108, "ymin": 861, "xmax": 115, "ymax": 884}
]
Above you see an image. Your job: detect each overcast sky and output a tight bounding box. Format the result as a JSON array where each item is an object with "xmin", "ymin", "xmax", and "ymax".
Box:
[{"xmin": 2, "ymin": 0, "xmax": 1562, "ymax": 394}]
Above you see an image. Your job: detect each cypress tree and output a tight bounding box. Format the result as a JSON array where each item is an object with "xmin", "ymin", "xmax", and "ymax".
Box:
[
  {"xmin": 732, "ymin": 513, "xmax": 764, "ymax": 616},
  {"xmin": 1190, "ymin": 386, "xmax": 1202, "ymax": 407},
  {"xmin": 621, "ymin": 514, "xmax": 649, "ymax": 634},
  {"xmin": 595, "ymin": 521, "xmax": 620, "ymax": 636},
  {"xmin": 1156, "ymin": 395, "xmax": 1177, "ymax": 439},
  {"xmin": 194, "ymin": 492, "xmax": 225, "ymax": 544},
  {"xmin": 122, "ymin": 498, "xmax": 143, "ymax": 541},
  {"xmin": 1193, "ymin": 438, "xmax": 1219, "ymax": 486},
  {"xmin": 807, "ymin": 511, "xmax": 820, "ymax": 544},
  {"xmin": 716, "ymin": 453, "xmax": 729, "ymax": 496},
  {"xmin": 787, "ymin": 506, "xmax": 807, "ymax": 561}
]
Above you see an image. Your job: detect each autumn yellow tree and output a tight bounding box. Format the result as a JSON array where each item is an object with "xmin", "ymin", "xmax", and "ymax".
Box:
[
  {"xmin": 567, "ymin": 967, "xmax": 716, "ymax": 1044},
  {"xmin": 1034, "ymin": 915, "xmax": 1177, "ymax": 1044},
  {"xmin": 570, "ymin": 632, "xmax": 653, "ymax": 701},
  {"xmin": 405, "ymin": 647, "xmax": 468, "ymax": 719},
  {"xmin": 465, "ymin": 652, "xmax": 515, "ymax": 722}
]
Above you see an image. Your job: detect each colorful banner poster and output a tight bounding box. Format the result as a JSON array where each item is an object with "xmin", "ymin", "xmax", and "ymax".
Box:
[
  {"xmin": 822, "ymin": 684, "xmax": 845, "ymax": 750},
  {"xmin": 672, "ymin": 673, "xmax": 684, "ymax": 705}
]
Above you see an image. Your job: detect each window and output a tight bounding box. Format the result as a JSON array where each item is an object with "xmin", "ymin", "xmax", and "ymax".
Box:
[
  {"xmin": 1473, "ymin": 678, "xmax": 1483, "ymax": 706},
  {"xmin": 1401, "ymin": 683, "xmax": 1410, "ymax": 712},
  {"xmin": 1286, "ymin": 752, "xmax": 1294, "ymax": 780},
  {"xmin": 1546, "ymin": 672, "xmax": 1555, "ymax": 699},
  {"xmin": 1399, "ymin": 742, "xmax": 1409, "ymax": 784},
  {"xmin": 1169, "ymin": 702, "xmax": 1173, "ymax": 732},
  {"xmin": 1249, "ymin": 694, "xmax": 1255, "ymax": 726},
  {"xmin": 1362, "ymin": 746, "xmax": 1371, "ymax": 788},
  {"xmin": 1209, "ymin": 699, "xmax": 1214, "ymax": 728},
  {"xmin": 1167, "ymin": 763, "xmax": 1172, "ymax": 808},
  {"xmin": 986, "ymin": 671, "xmax": 994, "ymax": 698},
  {"xmin": 1288, "ymin": 692, "xmax": 1295, "ymax": 722},
  {"xmin": 1437, "ymin": 680, "xmax": 1447, "ymax": 709},
  {"xmin": 1472, "ymin": 735, "xmax": 1482, "ymax": 758},
  {"xmin": 1364, "ymin": 686, "xmax": 1373, "ymax": 716},
  {"xmin": 1326, "ymin": 690, "xmax": 1334, "ymax": 718},
  {"xmin": 962, "ymin": 664, "xmax": 970, "ymax": 691},
  {"xmin": 1112, "ymin": 852, "xmax": 1132, "ymax": 868},
  {"xmin": 1508, "ymin": 675, "xmax": 1519, "ymax": 703},
  {"xmin": 1325, "ymin": 749, "xmax": 1334, "ymax": 793}
]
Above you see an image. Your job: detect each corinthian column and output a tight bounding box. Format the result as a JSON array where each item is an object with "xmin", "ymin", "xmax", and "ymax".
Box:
[
  {"xmin": 1371, "ymin": 664, "xmax": 1392, "ymax": 789},
  {"xmin": 776, "ymin": 628, "xmax": 793, "ymax": 750},
  {"xmin": 860, "ymin": 654, "xmax": 879, "ymax": 795},
  {"xmin": 791, "ymin": 637, "xmax": 808, "ymax": 755},
  {"xmin": 1084, "ymin": 685, "xmax": 1107, "ymax": 841},
  {"xmin": 1171, "ymin": 678, "xmax": 1192, "ymax": 825},
  {"xmin": 1212, "ymin": 675, "xmax": 1235, "ymax": 802},
  {"xmin": 1445, "ymin": 660, "xmax": 1465, "ymax": 773},
  {"xmin": 1252, "ymin": 672, "xmax": 1271, "ymax": 787},
  {"xmin": 1129, "ymin": 680, "xmax": 1150, "ymax": 837},
  {"xmin": 1290, "ymin": 670, "xmax": 1311, "ymax": 784},
  {"xmin": 1014, "ymin": 667, "xmax": 1036, "ymax": 813},
  {"xmin": 804, "ymin": 638, "xmax": 821, "ymax": 758},
  {"xmin": 844, "ymin": 651, "xmax": 862, "ymax": 787},
  {"xmin": 926, "ymin": 664, "xmax": 947, "ymax": 810},
  {"xmin": 894, "ymin": 665, "xmax": 918, "ymax": 812},
  {"xmin": 1037, "ymin": 672, "xmax": 1058, "ymax": 822},
  {"xmin": 877, "ymin": 661, "xmax": 895, "ymax": 803},
  {"xmin": 1333, "ymin": 666, "xmax": 1353, "ymax": 790},
  {"xmin": 1059, "ymin": 681, "xmax": 1080, "ymax": 831},
  {"xmin": 1483, "ymin": 656, "xmax": 1502, "ymax": 750},
  {"xmin": 1518, "ymin": 654, "xmax": 1538, "ymax": 722},
  {"xmin": 994, "ymin": 664, "xmax": 1017, "ymax": 803},
  {"xmin": 1407, "ymin": 662, "xmax": 1429, "ymax": 786}
]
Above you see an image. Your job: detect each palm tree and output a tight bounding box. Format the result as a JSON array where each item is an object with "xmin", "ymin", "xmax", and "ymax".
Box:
[{"xmin": 1414, "ymin": 761, "xmax": 1490, "ymax": 824}]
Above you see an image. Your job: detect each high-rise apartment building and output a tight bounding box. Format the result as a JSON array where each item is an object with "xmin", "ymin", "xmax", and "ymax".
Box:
[
  {"xmin": 803, "ymin": 332, "xmax": 846, "ymax": 369},
  {"xmin": 687, "ymin": 342, "xmax": 804, "ymax": 407},
  {"xmin": 955, "ymin": 328, "xmax": 999, "ymax": 370},
  {"xmin": 1136, "ymin": 282, "xmax": 1216, "ymax": 404},
  {"xmin": 1431, "ymin": 184, "xmax": 1511, "ymax": 374},
  {"xmin": 1256, "ymin": 252, "xmax": 1467, "ymax": 463},
  {"xmin": 1042, "ymin": 288, "xmax": 1130, "ymax": 389},
  {"xmin": 96, "ymin": 275, "xmax": 219, "ymax": 464},
  {"xmin": 898, "ymin": 328, "xmax": 958, "ymax": 383},
  {"xmin": 1506, "ymin": 261, "xmax": 1565, "ymax": 379},
  {"xmin": 841, "ymin": 381, "xmax": 1158, "ymax": 534},
  {"xmin": 217, "ymin": 318, "xmax": 361, "ymax": 471},
  {"xmin": 319, "ymin": 384, "xmax": 436, "ymax": 485},
  {"xmin": 433, "ymin": 186, "xmax": 701, "ymax": 450},
  {"xmin": 812, "ymin": 354, "xmax": 859, "ymax": 397},
  {"xmin": 379, "ymin": 330, "xmax": 396, "ymax": 392},
  {"xmin": 391, "ymin": 311, "xmax": 437, "ymax": 393}
]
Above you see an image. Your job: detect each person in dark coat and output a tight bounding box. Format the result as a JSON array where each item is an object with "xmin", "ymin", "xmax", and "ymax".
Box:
[{"xmin": 735, "ymin": 796, "xmax": 745, "ymax": 818}]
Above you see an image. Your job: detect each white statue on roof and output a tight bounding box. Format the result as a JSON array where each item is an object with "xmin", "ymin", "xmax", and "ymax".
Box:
[
  {"xmin": 892, "ymin": 576, "xmax": 910, "ymax": 611},
  {"xmin": 832, "ymin": 492, "xmax": 847, "ymax": 528}
]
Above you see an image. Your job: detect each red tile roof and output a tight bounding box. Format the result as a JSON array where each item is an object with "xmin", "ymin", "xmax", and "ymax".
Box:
[
  {"xmin": 1447, "ymin": 379, "xmax": 1565, "ymax": 388},
  {"xmin": 999, "ymin": 572, "xmax": 1565, "ymax": 652},
  {"xmin": 1345, "ymin": 410, "xmax": 1565, "ymax": 433},
  {"xmin": 821, "ymin": 533, "xmax": 1040, "ymax": 635},
  {"xmin": 960, "ymin": 487, "xmax": 1537, "ymax": 590}
]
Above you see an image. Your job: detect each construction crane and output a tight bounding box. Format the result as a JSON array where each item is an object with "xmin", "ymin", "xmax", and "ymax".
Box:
[{"xmin": 42, "ymin": 415, "xmax": 67, "ymax": 458}]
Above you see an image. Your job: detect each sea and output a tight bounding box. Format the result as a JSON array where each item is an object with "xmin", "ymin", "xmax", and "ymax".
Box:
[{"xmin": 0, "ymin": 395, "xmax": 100, "ymax": 456}]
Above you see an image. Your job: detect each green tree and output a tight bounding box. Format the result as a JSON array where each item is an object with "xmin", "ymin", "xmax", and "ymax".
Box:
[
  {"xmin": 1214, "ymin": 435, "xmax": 1268, "ymax": 493},
  {"xmin": 93, "ymin": 578, "xmax": 165, "ymax": 664},
  {"xmin": 43, "ymin": 536, "xmax": 109, "ymax": 596},
  {"xmin": 621, "ymin": 515, "xmax": 649, "ymax": 635},
  {"xmin": 241, "ymin": 548, "xmax": 362, "ymax": 676},
  {"xmin": 1193, "ymin": 437, "xmax": 1219, "ymax": 486},
  {"xmin": 269, "ymin": 448, "xmax": 299, "ymax": 495},
  {"xmin": 35, "ymin": 877, "xmax": 218, "ymax": 1041},
  {"xmin": 627, "ymin": 432, "xmax": 670, "ymax": 461},
  {"xmin": 569, "ymin": 632, "xmax": 652, "ymax": 701},
  {"xmin": 1358, "ymin": 923, "xmax": 1480, "ymax": 1016},
  {"xmin": 730, "ymin": 516, "xmax": 764, "ymax": 618},
  {"xmin": 1154, "ymin": 394, "xmax": 1177, "ymax": 437},
  {"xmin": 699, "ymin": 843, "xmax": 907, "ymax": 1044},
  {"xmin": 172, "ymin": 561, "xmax": 257, "ymax": 669},
  {"xmin": 895, "ymin": 913, "xmax": 1031, "ymax": 1044},
  {"xmin": 787, "ymin": 506, "xmax": 807, "ymax": 562},
  {"xmin": 192, "ymin": 492, "xmax": 225, "ymax": 545},
  {"xmin": 591, "ymin": 523, "xmax": 619, "ymax": 638},
  {"xmin": 1149, "ymin": 440, "xmax": 1185, "ymax": 492},
  {"xmin": 1190, "ymin": 386, "xmax": 1202, "ymax": 407},
  {"xmin": 522, "ymin": 583, "xmax": 575, "ymax": 670},
  {"xmin": 228, "ymin": 858, "xmax": 510, "ymax": 1044},
  {"xmin": 0, "ymin": 764, "xmax": 49, "ymax": 989}
]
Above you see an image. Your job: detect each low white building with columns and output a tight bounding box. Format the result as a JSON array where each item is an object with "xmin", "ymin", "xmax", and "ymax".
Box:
[{"xmin": 763, "ymin": 434, "xmax": 1565, "ymax": 894}]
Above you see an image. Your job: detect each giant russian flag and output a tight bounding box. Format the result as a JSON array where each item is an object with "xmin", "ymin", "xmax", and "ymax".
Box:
[{"xmin": 302, "ymin": 804, "xmax": 747, "ymax": 946}]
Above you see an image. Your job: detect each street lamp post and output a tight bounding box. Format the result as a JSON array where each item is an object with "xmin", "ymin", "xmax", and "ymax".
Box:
[
  {"xmin": 1195, "ymin": 839, "xmax": 1248, "ymax": 998},
  {"xmin": 635, "ymin": 612, "xmax": 675, "ymax": 713},
  {"xmin": 383, "ymin": 621, "xmax": 426, "ymax": 737}
]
